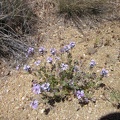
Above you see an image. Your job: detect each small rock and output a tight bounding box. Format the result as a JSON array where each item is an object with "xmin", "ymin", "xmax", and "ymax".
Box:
[
  {"xmin": 40, "ymin": 109, "xmax": 45, "ymax": 113},
  {"xmin": 87, "ymin": 47, "xmax": 97, "ymax": 55}
]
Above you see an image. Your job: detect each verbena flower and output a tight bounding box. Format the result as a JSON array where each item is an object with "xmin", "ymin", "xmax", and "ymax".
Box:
[
  {"xmin": 34, "ymin": 60, "xmax": 41, "ymax": 66},
  {"xmin": 23, "ymin": 65, "xmax": 31, "ymax": 72},
  {"xmin": 63, "ymin": 45, "xmax": 71, "ymax": 52},
  {"xmin": 60, "ymin": 48, "xmax": 65, "ymax": 53},
  {"xmin": 47, "ymin": 57, "xmax": 53, "ymax": 64},
  {"xmin": 101, "ymin": 68, "xmax": 108, "ymax": 77},
  {"xmin": 50, "ymin": 48, "xmax": 56, "ymax": 55},
  {"xmin": 16, "ymin": 65, "xmax": 20, "ymax": 70},
  {"xmin": 73, "ymin": 65, "xmax": 79, "ymax": 72},
  {"xmin": 69, "ymin": 42, "xmax": 75, "ymax": 48},
  {"xmin": 27, "ymin": 47, "xmax": 34, "ymax": 56},
  {"xmin": 61, "ymin": 63, "xmax": 68, "ymax": 71},
  {"xmin": 32, "ymin": 84, "xmax": 41, "ymax": 94},
  {"xmin": 39, "ymin": 47, "xmax": 46, "ymax": 54},
  {"xmin": 30, "ymin": 100, "xmax": 38, "ymax": 109},
  {"xmin": 41, "ymin": 83, "xmax": 50, "ymax": 92},
  {"xmin": 90, "ymin": 60, "xmax": 96, "ymax": 68},
  {"xmin": 76, "ymin": 90, "xmax": 84, "ymax": 99}
]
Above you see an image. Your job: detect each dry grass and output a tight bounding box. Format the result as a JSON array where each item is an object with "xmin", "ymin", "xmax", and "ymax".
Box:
[
  {"xmin": 0, "ymin": 0, "xmax": 37, "ymax": 62},
  {"xmin": 57, "ymin": 0, "xmax": 120, "ymax": 29}
]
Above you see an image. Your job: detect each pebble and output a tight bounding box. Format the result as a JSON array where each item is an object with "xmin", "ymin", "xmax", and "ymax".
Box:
[
  {"xmin": 22, "ymin": 97, "xmax": 25, "ymax": 100},
  {"xmin": 40, "ymin": 109, "xmax": 45, "ymax": 113}
]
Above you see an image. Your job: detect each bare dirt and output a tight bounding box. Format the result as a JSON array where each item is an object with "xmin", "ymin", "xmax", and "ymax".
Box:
[{"xmin": 0, "ymin": 1, "xmax": 120, "ymax": 120}]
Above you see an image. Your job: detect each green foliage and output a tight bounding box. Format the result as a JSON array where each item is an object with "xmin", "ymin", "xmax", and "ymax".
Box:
[{"xmin": 37, "ymin": 49, "xmax": 102, "ymax": 104}]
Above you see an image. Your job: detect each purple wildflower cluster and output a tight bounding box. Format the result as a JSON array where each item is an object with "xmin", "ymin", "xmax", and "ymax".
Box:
[
  {"xmin": 30, "ymin": 100, "xmax": 38, "ymax": 109},
  {"xmin": 101, "ymin": 68, "xmax": 108, "ymax": 77},
  {"xmin": 50, "ymin": 48, "xmax": 56, "ymax": 55},
  {"xmin": 32, "ymin": 82, "xmax": 50, "ymax": 94},
  {"xmin": 76, "ymin": 90, "xmax": 85, "ymax": 99},
  {"xmin": 61, "ymin": 42, "xmax": 75, "ymax": 53},
  {"xmin": 26, "ymin": 47, "xmax": 34, "ymax": 57},
  {"xmin": 90, "ymin": 60, "xmax": 96, "ymax": 68},
  {"xmin": 15, "ymin": 41, "xmax": 111, "ymax": 110},
  {"xmin": 61, "ymin": 63, "xmax": 68, "ymax": 71},
  {"xmin": 34, "ymin": 60, "xmax": 41, "ymax": 66},
  {"xmin": 39, "ymin": 47, "xmax": 46, "ymax": 54},
  {"xmin": 41, "ymin": 83, "xmax": 50, "ymax": 92},
  {"xmin": 47, "ymin": 57, "xmax": 53, "ymax": 64},
  {"xmin": 32, "ymin": 83, "xmax": 41, "ymax": 94},
  {"xmin": 31, "ymin": 82, "xmax": 50, "ymax": 109},
  {"xmin": 23, "ymin": 65, "xmax": 31, "ymax": 72}
]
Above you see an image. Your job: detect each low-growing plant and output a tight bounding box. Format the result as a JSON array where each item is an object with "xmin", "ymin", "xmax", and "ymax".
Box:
[{"xmin": 20, "ymin": 42, "xmax": 110, "ymax": 113}]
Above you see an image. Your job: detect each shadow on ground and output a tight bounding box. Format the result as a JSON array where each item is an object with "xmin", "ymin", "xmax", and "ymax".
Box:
[{"xmin": 99, "ymin": 112, "xmax": 120, "ymax": 120}]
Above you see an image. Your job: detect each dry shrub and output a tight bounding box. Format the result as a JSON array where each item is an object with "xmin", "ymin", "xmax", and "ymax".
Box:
[
  {"xmin": 57, "ymin": 0, "xmax": 120, "ymax": 28},
  {"xmin": 0, "ymin": 0, "xmax": 37, "ymax": 62}
]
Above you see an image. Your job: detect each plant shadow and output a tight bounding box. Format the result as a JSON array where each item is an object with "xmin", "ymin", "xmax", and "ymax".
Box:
[{"xmin": 99, "ymin": 112, "xmax": 120, "ymax": 120}]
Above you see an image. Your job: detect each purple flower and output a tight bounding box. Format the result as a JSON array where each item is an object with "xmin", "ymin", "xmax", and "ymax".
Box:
[
  {"xmin": 16, "ymin": 65, "xmax": 20, "ymax": 70},
  {"xmin": 73, "ymin": 65, "xmax": 79, "ymax": 72},
  {"xmin": 60, "ymin": 48, "xmax": 65, "ymax": 53},
  {"xmin": 69, "ymin": 42, "xmax": 75, "ymax": 48},
  {"xmin": 50, "ymin": 48, "xmax": 56, "ymax": 55},
  {"xmin": 32, "ymin": 84, "xmax": 41, "ymax": 94},
  {"xmin": 101, "ymin": 68, "xmax": 108, "ymax": 77},
  {"xmin": 76, "ymin": 90, "xmax": 84, "ymax": 99},
  {"xmin": 63, "ymin": 45, "xmax": 71, "ymax": 52},
  {"xmin": 39, "ymin": 47, "xmax": 46, "ymax": 54},
  {"xmin": 90, "ymin": 60, "xmax": 96, "ymax": 68},
  {"xmin": 23, "ymin": 65, "xmax": 31, "ymax": 71},
  {"xmin": 34, "ymin": 60, "xmax": 41, "ymax": 66},
  {"xmin": 27, "ymin": 47, "xmax": 34, "ymax": 56},
  {"xmin": 41, "ymin": 83, "xmax": 50, "ymax": 92},
  {"xmin": 47, "ymin": 57, "xmax": 53, "ymax": 63},
  {"xmin": 30, "ymin": 100, "xmax": 38, "ymax": 109},
  {"xmin": 61, "ymin": 63, "xmax": 68, "ymax": 71}
]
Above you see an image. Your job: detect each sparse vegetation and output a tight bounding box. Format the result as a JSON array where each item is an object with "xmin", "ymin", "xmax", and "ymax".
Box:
[
  {"xmin": 0, "ymin": 0, "xmax": 37, "ymax": 61},
  {"xmin": 57, "ymin": 0, "xmax": 120, "ymax": 29}
]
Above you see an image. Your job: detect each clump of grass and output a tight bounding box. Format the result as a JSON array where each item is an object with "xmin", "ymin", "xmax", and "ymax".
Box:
[
  {"xmin": 57, "ymin": 0, "xmax": 120, "ymax": 29},
  {"xmin": 0, "ymin": 0, "xmax": 37, "ymax": 62}
]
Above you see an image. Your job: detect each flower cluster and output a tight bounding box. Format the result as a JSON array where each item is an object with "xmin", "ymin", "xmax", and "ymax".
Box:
[
  {"xmin": 32, "ymin": 83, "xmax": 41, "ymax": 94},
  {"xmin": 101, "ymin": 68, "xmax": 108, "ymax": 77},
  {"xmin": 32, "ymin": 82, "xmax": 50, "ymax": 94},
  {"xmin": 47, "ymin": 57, "xmax": 53, "ymax": 64},
  {"xmin": 17, "ymin": 41, "xmax": 111, "ymax": 110},
  {"xmin": 61, "ymin": 42, "xmax": 75, "ymax": 53},
  {"xmin": 26, "ymin": 47, "xmax": 34, "ymax": 57},
  {"xmin": 23, "ymin": 65, "xmax": 31, "ymax": 72},
  {"xmin": 30, "ymin": 100, "xmax": 38, "ymax": 109},
  {"xmin": 41, "ymin": 83, "xmax": 50, "ymax": 92},
  {"xmin": 50, "ymin": 48, "xmax": 56, "ymax": 55},
  {"xmin": 34, "ymin": 60, "xmax": 41, "ymax": 66},
  {"xmin": 39, "ymin": 47, "xmax": 46, "ymax": 54},
  {"xmin": 90, "ymin": 60, "xmax": 96, "ymax": 68},
  {"xmin": 76, "ymin": 90, "xmax": 85, "ymax": 99},
  {"xmin": 61, "ymin": 63, "xmax": 68, "ymax": 71}
]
